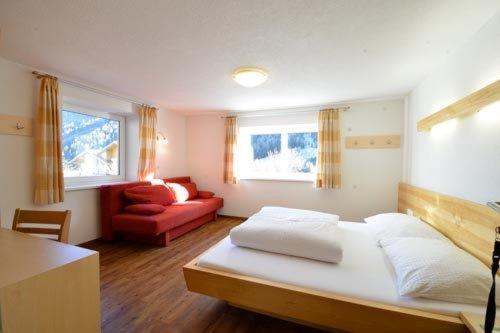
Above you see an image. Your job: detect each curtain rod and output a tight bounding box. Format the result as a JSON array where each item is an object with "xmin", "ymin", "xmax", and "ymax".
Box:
[
  {"xmin": 220, "ymin": 106, "xmax": 350, "ymax": 119},
  {"xmin": 31, "ymin": 71, "xmax": 156, "ymax": 108}
]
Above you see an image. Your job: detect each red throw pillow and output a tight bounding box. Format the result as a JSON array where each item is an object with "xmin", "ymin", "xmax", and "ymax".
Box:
[
  {"xmin": 124, "ymin": 204, "xmax": 166, "ymax": 215},
  {"xmin": 123, "ymin": 185, "xmax": 175, "ymax": 206},
  {"xmin": 198, "ymin": 191, "xmax": 215, "ymax": 199},
  {"xmin": 166, "ymin": 182, "xmax": 198, "ymax": 202}
]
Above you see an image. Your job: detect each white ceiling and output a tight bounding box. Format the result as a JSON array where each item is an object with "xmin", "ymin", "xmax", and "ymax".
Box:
[{"xmin": 0, "ymin": 0, "xmax": 499, "ymax": 114}]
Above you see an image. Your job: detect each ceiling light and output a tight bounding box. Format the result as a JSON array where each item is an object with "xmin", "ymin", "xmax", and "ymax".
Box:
[{"xmin": 232, "ymin": 67, "xmax": 268, "ymax": 87}]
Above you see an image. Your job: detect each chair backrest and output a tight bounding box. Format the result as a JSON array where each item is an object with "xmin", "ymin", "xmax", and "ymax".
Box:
[{"xmin": 12, "ymin": 209, "xmax": 71, "ymax": 243}]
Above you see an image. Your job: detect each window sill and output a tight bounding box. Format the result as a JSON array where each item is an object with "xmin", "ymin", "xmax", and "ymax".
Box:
[
  {"xmin": 64, "ymin": 180, "xmax": 127, "ymax": 192},
  {"xmin": 238, "ymin": 177, "xmax": 314, "ymax": 183}
]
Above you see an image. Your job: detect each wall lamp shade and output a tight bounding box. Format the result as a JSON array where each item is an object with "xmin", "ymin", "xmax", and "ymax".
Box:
[
  {"xmin": 488, "ymin": 202, "xmax": 500, "ymax": 213},
  {"xmin": 156, "ymin": 132, "xmax": 168, "ymax": 144},
  {"xmin": 232, "ymin": 67, "xmax": 268, "ymax": 87}
]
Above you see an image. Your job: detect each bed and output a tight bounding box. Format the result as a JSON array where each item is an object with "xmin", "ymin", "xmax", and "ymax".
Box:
[{"xmin": 183, "ymin": 183, "xmax": 500, "ymax": 332}]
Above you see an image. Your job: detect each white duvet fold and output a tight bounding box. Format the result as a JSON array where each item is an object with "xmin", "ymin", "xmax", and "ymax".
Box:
[
  {"xmin": 258, "ymin": 206, "xmax": 339, "ymax": 225},
  {"xmin": 229, "ymin": 207, "xmax": 343, "ymax": 263}
]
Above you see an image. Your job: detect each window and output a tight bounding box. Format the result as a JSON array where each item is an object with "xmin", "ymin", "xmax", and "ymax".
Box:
[
  {"xmin": 61, "ymin": 105, "xmax": 125, "ymax": 187},
  {"xmin": 238, "ymin": 124, "xmax": 318, "ymax": 181}
]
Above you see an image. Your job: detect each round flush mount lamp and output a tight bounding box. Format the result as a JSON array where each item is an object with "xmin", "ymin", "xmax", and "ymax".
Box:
[{"xmin": 232, "ymin": 67, "xmax": 268, "ymax": 87}]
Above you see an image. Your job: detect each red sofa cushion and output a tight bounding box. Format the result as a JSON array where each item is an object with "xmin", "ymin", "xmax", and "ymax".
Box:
[
  {"xmin": 198, "ymin": 190, "xmax": 215, "ymax": 199},
  {"xmin": 124, "ymin": 204, "xmax": 166, "ymax": 215},
  {"xmin": 124, "ymin": 185, "xmax": 175, "ymax": 206},
  {"xmin": 166, "ymin": 182, "xmax": 198, "ymax": 202},
  {"xmin": 112, "ymin": 197, "xmax": 224, "ymax": 235}
]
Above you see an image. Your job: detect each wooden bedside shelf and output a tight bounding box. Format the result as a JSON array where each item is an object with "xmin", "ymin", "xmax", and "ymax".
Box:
[{"xmin": 460, "ymin": 312, "xmax": 500, "ymax": 333}]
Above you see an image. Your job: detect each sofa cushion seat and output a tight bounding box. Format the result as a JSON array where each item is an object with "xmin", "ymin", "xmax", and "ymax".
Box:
[{"xmin": 112, "ymin": 197, "xmax": 223, "ymax": 235}]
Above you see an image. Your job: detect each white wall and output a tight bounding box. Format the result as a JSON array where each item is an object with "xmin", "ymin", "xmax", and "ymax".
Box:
[
  {"xmin": 0, "ymin": 58, "xmax": 186, "ymax": 244},
  {"xmin": 156, "ymin": 110, "xmax": 186, "ymax": 178},
  {"xmin": 186, "ymin": 99, "xmax": 404, "ymax": 221},
  {"xmin": 407, "ymin": 11, "xmax": 500, "ymax": 204}
]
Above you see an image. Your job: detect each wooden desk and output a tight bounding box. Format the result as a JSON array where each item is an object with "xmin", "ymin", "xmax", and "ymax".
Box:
[{"xmin": 0, "ymin": 228, "xmax": 101, "ymax": 332}]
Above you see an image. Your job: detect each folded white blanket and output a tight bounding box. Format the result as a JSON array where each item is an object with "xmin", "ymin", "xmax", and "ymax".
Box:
[
  {"xmin": 230, "ymin": 207, "xmax": 343, "ymax": 263},
  {"xmin": 258, "ymin": 206, "xmax": 339, "ymax": 225}
]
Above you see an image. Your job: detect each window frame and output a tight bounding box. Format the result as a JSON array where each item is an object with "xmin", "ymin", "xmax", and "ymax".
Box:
[
  {"xmin": 61, "ymin": 103, "xmax": 126, "ymax": 189},
  {"xmin": 238, "ymin": 123, "xmax": 318, "ymax": 182}
]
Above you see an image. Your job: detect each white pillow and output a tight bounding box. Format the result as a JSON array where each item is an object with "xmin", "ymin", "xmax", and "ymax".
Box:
[
  {"xmin": 364, "ymin": 213, "xmax": 446, "ymax": 245},
  {"xmin": 381, "ymin": 237, "xmax": 496, "ymax": 305}
]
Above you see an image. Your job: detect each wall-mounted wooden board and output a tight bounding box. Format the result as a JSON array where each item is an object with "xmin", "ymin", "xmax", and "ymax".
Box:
[
  {"xmin": 398, "ymin": 182, "xmax": 500, "ymax": 266},
  {"xmin": 345, "ymin": 135, "xmax": 400, "ymax": 149},
  {"xmin": 0, "ymin": 115, "xmax": 33, "ymax": 136},
  {"xmin": 417, "ymin": 79, "xmax": 500, "ymax": 131}
]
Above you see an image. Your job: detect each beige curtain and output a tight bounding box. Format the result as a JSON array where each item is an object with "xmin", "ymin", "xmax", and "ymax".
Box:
[
  {"xmin": 34, "ymin": 76, "xmax": 65, "ymax": 205},
  {"xmin": 223, "ymin": 116, "xmax": 238, "ymax": 184},
  {"xmin": 137, "ymin": 105, "xmax": 158, "ymax": 181},
  {"xmin": 315, "ymin": 108, "xmax": 341, "ymax": 189}
]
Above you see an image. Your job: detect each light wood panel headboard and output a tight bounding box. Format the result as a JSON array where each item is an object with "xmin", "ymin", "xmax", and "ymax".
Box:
[{"xmin": 398, "ymin": 182, "xmax": 500, "ymax": 266}]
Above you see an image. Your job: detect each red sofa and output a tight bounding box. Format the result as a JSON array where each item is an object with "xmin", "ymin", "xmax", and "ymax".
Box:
[{"xmin": 100, "ymin": 176, "xmax": 223, "ymax": 246}]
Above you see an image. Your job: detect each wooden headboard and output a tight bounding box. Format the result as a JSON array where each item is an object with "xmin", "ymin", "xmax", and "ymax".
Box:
[{"xmin": 398, "ymin": 182, "xmax": 500, "ymax": 266}]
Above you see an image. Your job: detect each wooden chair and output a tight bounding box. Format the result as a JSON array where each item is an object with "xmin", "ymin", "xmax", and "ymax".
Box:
[{"xmin": 12, "ymin": 209, "xmax": 72, "ymax": 243}]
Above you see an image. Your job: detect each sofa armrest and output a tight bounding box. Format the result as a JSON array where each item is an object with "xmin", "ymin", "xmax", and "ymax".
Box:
[
  {"xmin": 99, "ymin": 181, "xmax": 151, "ymax": 240},
  {"xmin": 198, "ymin": 190, "xmax": 215, "ymax": 199}
]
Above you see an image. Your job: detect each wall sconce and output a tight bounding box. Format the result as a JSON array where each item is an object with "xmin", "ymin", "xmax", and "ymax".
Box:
[
  {"xmin": 156, "ymin": 132, "xmax": 168, "ymax": 144},
  {"xmin": 417, "ymin": 80, "xmax": 500, "ymax": 131},
  {"xmin": 488, "ymin": 202, "xmax": 500, "ymax": 214}
]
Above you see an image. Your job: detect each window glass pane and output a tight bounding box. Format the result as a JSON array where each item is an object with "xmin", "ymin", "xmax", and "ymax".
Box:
[
  {"xmin": 62, "ymin": 110, "xmax": 120, "ymax": 177},
  {"xmin": 250, "ymin": 133, "xmax": 282, "ymax": 172},
  {"xmin": 287, "ymin": 132, "xmax": 318, "ymax": 173}
]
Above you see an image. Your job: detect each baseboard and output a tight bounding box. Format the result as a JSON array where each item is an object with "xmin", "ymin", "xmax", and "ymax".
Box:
[
  {"xmin": 217, "ymin": 214, "xmax": 247, "ymax": 220},
  {"xmin": 77, "ymin": 238, "xmax": 102, "ymax": 248}
]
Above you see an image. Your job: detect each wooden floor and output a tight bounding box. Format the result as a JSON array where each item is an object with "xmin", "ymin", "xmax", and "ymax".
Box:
[{"xmin": 84, "ymin": 217, "xmax": 325, "ymax": 333}]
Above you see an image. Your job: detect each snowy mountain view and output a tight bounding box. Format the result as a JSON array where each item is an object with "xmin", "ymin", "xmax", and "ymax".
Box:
[
  {"xmin": 249, "ymin": 132, "xmax": 317, "ymax": 174},
  {"xmin": 61, "ymin": 110, "xmax": 120, "ymax": 177}
]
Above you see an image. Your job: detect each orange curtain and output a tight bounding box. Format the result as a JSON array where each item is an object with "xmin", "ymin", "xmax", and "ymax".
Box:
[
  {"xmin": 223, "ymin": 116, "xmax": 238, "ymax": 184},
  {"xmin": 137, "ymin": 105, "xmax": 157, "ymax": 181},
  {"xmin": 315, "ymin": 108, "xmax": 341, "ymax": 189},
  {"xmin": 34, "ymin": 77, "xmax": 65, "ymax": 204}
]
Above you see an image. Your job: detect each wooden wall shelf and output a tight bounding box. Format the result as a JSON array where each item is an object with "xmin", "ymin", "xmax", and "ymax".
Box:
[
  {"xmin": 417, "ymin": 80, "xmax": 500, "ymax": 131},
  {"xmin": 345, "ymin": 135, "xmax": 400, "ymax": 149},
  {"xmin": 0, "ymin": 115, "xmax": 33, "ymax": 136}
]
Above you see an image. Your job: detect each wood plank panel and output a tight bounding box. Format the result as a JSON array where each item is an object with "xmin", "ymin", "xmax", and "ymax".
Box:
[
  {"xmin": 398, "ymin": 182, "xmax": 500, "ymax": 265},
  {"xmin": 345, "ymin": 135, "xmax": 401, "ymax": 149},
  {"xmin": 417, "ymin": 80, "xmax": 500, "ymax": 131},
  {"xmin": 0, "ymin": 115, "xmax": 33, "ymax": 136}
]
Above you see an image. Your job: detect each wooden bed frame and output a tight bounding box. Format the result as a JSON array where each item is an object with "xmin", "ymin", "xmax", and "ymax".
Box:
[{"xmin": 183, "ymin": 183, "xmax": 500, "ymax": 332}]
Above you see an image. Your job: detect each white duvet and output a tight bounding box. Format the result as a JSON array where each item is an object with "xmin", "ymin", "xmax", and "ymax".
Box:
[{"xmin": 229, "ymin": 207, "xmax": 343, "ymax": 263}]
